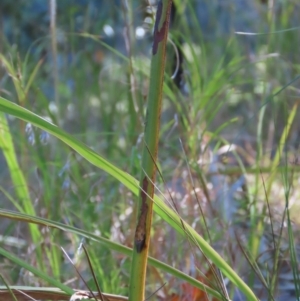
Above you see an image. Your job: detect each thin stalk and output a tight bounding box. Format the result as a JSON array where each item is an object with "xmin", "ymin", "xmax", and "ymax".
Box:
[
  {"xmin": 129, "ymin": 1, "xmax": 172, "ymax": 301},
  {"xmin": 252, "ymin": 102, "xmax": 298, "ymax": 261},
  {"xmin": 49, "ymin": 0, "xmax": 59, "ymax": 121},
  {"xmin": 249, "ymin": 0, "xmax": 276, "ymax": 264},
  {"xmin": 122, "ymin": 0, "xmax": 141, "ymax": 142},
  {"xmin": 0, "ymin": 113, "xmax": 43, "ymax": 267}
]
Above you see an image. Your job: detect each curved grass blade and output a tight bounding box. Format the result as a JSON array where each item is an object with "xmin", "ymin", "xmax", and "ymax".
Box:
[
  {"xmin": 0, "ymin": 112, "xmax": 42, "ymax": 261},
  {"xmin": 0, "ymin": 208, "xmax": 224, "ymax": 300},
  {"xmin": 0, "ymin": 246, "xmax": 72, "ymax": 294},
  {"xmin": 0, "ymin": 275, "xmax": 18, "ymax": 301},
  {"xmin": 0, "ymin": 112, "xmax": 35, "ymax": 216},
  {"xmin": 0, "ymin": 97, "xmax": 257, "ymax": 301}
]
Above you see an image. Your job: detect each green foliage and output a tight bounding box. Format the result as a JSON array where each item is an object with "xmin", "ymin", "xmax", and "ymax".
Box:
[{"xmin": 1, "ymin": 1, "xmax": 300, "ymax": 301}]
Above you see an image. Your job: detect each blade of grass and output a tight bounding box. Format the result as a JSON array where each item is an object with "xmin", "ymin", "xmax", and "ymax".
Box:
[
  {"xmin": 0, "ymin": 54, "xmax": 25, "ymax": 105},
  {"xmin": 60, "ymin": 246, "xmax": 102, "ymax": 301},
  {"xmin": 24, "ymin": 58, "xmax": 44, "ymax": 95},
  {"xmin": 285, "ymin": 175, "xmax": 300, "ymax": 300},
  {"xmin": 252, "ymin": 102, "xmax": 298, "ymax": 261},
  {"xmin": 82, "ymin": 244, "xmax": 109, "ymax": 301},
  {"xmin": 266, "ymin": 102, "xmax": 298, "ymax": 195},
  {"xmin": 0, "ymin": 208, "xmax": 224, "ymax": 300},
  {"xmin": 0, "ymin": 274, "xmax": 18, "ymax": 301},
  {"xmin": 0, "ymin": 246, "xmax": 73, "ymax": 294},
  {"xmin": 0, "ymin": 96, "xmax": 257, "ymax": 300},
  {"xmin": 261, "ymin": 172, "xmax": 278, "ymax": 300},
  {"xmin": 0, "ymin": 112, "xmax": 42, "ymax": 265},
  {"xmin": 287, "ymin": 211, "xmax": 300, "ymax": 299}
]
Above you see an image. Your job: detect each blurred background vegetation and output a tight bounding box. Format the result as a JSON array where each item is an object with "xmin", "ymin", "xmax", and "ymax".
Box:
[{"xmin": 1, "ymin": 0, "xmax": 300, "ymax": 300}]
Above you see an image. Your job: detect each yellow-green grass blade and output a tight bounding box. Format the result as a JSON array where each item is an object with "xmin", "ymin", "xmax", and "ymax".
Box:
[
  {"xmin": 0, "ymin": 246, "xmax": 72, "ymax": 294},
  {"xmin": 0, "ymin": 274, "xmax": 18, "ymax": 301},
  {"xmin": 252, "ymin": 102, "xmax": 298, "ymax": 260},
  {"xmin": 0, "ymin": 96, "xmax": 257, "ymax": 301},
  {"xmin": 0, "ymin": 208, "xmax": 223, "ymax": 300},
  {"xmin": 0, "ymin": 112, "xmax": 41, "ymax": 255}
]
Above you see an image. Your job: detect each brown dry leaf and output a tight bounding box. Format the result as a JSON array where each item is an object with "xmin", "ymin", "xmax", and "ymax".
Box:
[{"xmin": 0, "ymin": 287, "xmax": 128, "ymax": 301}]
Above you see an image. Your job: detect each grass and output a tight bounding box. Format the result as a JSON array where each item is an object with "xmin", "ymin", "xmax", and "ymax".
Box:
[{"xmin": 0, "ymin": 1, "xmax": 300, "ymax": 301}]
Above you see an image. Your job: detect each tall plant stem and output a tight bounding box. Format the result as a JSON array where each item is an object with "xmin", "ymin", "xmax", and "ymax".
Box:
[
  {"xmin": 128, "ymin": 1, "xmax": 173, "ymax": 301},
  {"xmin": 49, "ymin": 0, "xmax": 59, "ymax": 122}
]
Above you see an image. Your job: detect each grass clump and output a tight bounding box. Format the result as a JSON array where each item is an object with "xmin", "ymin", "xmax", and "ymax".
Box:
[{"xmin": 1, "ymin": 1, "xmax": 300, "ymax": 301}]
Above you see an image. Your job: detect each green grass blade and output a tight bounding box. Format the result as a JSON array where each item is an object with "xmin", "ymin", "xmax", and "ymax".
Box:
[
  {"xmin": 0, "ymin": 208, "xmax": 223, "ymax": 300},
  {"xmin": 0, "ymin": 96, "xmax": 139, "ymax": 196},
  {"xmin": 0, "ymin": 274, "xmax": 18, "ymax": 301},
  {"xmin": 0, "ymin": 55, "xmax": 25, "ymax": 104},
  {"xmin": 0, "ymin": 112, "xmax": 41, "ymax": 256},
  {"xmin": 0, "ymin": 113, "xmax": 34, "ymax": 215},
  {"xmin": 0, "ymin": 246, "xmax": 73, "ymax": 294},
  {"xmin": 24, "ymin": 58, "xmax": 44, "ymax": 95},
  {"xmin": 0, "ymin": 96, "xmax": 257, "ymax": 301},
  {"xmin": 252, "ymin": 102, "xmax": 298, "ymax": 260},
  {"xmin": 286, "ymin": 198, "xmax": 300, "ymax": 300}
]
